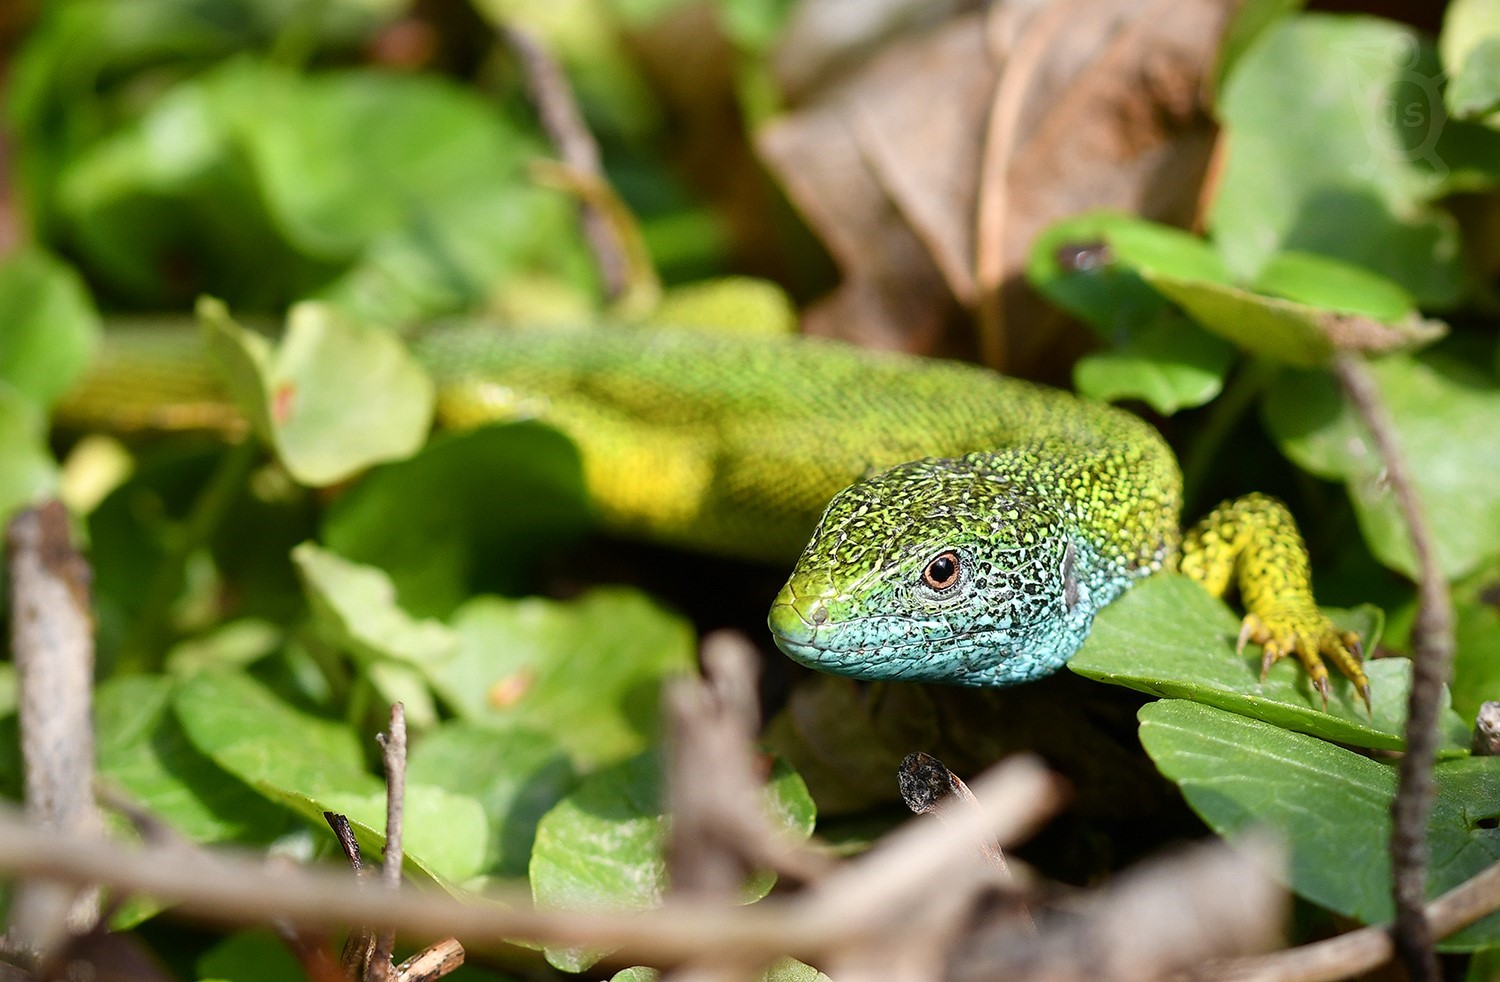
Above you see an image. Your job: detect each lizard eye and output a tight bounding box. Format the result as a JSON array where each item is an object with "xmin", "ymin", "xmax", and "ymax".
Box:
[{"xmin": 921, "ymin": 551, "xmax": 961, "ymax": 591}]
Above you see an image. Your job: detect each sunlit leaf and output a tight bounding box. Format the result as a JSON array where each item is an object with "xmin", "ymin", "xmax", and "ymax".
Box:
[
  {"xmin": 1069, "ymin": 574, "xmax": 1467, "ymax": 751},
  {"xmin": 1140, "ymin": 700, "xmax": 1500, "ymax": 948}
]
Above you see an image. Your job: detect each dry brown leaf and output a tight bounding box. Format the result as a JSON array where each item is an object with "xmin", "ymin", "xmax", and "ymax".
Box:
[{"xmin": 758, "ymin": 0, "xmax": 1240, "ymax": 373}]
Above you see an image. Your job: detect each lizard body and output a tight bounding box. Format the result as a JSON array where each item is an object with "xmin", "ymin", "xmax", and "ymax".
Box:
[{"xmin": 58, "ymin": 322, "xmax": 1365, "ymax": 697}]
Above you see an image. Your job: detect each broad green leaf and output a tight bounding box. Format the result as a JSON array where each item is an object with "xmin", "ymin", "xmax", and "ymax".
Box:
[
  {"xmin": 1452, "ymin": 567, "xmax": 1500, "ymax": 723},
  {"xmin": 1443, "ymin": 0, "xmax": 1500, "ymax": 119},
  {"xmin": 96, "ymin": 676, "xmax": 288, "ymax": 843},
  {"xmin": 322, "ymin": 423, "xmax": 590, "ymax": 617},
  {"xmin": 0, "ymin": 248, "xmax": 100, "ymax": 409},
  {"xmin": 1136, "ymin": 272, "xmax": 1433, "ymax": 368},
  {"xmin": 0, "ymin": 388, "xmax": 58, "ymax": 524},
  {"xmin": 1072, "ymin": 314, "xmax": 1234, "ymax": 414},
  {"xmin": 1449, "ymin": 39, "xmax": 1500, "ymax": 120},
  {"xmin": 1263, "ymin": 352, "xmax": 1500, "ymax": 580},
  {"xmin": 292, "ymin": 543, "xmax": 457, "ymax": 668},
  {"xmin": 1139, "ymin": 700, "xmax": 1500, "ymax": 948},
  {"xmin": 406, "ymin": 721, "xmax": 577, "ymax": 882},
  {"xmin": 200, "ymin": 299, "xmax": 434, "ymax": 486},
  {"xmin": 197, "ymin": 929, "xmax": 307, "ymax": 982},
  {"xmin": 1026, "ymin": 212, "xmax": 1175, "ymax": 338},
  {"xmin": 164, "ymin": 618, "xmax": 282, "ymax": 676},
  {"xmin": 1250, "ymin": 251, "xmax": 1417, "ymax": 321},
  {"xmin": 172, "ymin": 671, "xmax": 486, "ymax": 885},
  {"xmin": 1069, "ymin": 574, "xmax": 1469, "ymax": 752},
  {"xmin": 1103, "ymin": 218, "xmax": 1234, "ymax": 286},
  {"xmin": 428, "ymin": 589, "xmax": 696, "ymax": 768},
  {"xmin": 532, "ymin": 751, "xmax": 816, "ymax": 972},
  {"xmin": 1212, "ymin": 16, "xmax": 1464, "ymax": 305}
]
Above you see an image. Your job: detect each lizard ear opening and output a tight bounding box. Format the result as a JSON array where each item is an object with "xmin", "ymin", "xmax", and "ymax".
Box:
[
  {"xmin": 1061, "ymin": 541, "xmax": 1080, "ymax": 611},
  {"xmin": 921, "ymin": 551, "xmax": 961, "ymax": 591}
]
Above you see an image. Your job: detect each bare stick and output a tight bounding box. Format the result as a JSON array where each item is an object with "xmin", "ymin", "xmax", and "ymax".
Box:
[
  {"xmin": 370, "ymin": 703, "xmax": 409, "ymax": 981},
  {"xmin": 0, "ymin": 757, "xmax": 1057, "ymax": 966},
  {"xmin": 953, "ymin": 837, "xmax": 1286, "ymax": 982},
  {"xmin": 502, "ymin": 24, "xmax": 630, "ymax": 302},
  {"xmin": 1211, "ymin": 859, "xmax": 1500, "ymax": 982},
  {"xmin": 1332, "ymin": 353, "xmax": 1454, "ymax": 982},
  {"xmin": 326, "ymin": 812, "xmax": 379, "ymax": 977},
  {"xmin": 972, "ymin": 0, "xmax": 1077, "ymax": 369},
  {"xmin": 395, "ymin": 938, "xmax": 464, "ymax": 981},
  {"xmin": 5, "ymin": 501, "xmax": 101, "ymax": 954},
  {"xmin": 666, "ymin": 632, "xmax": 831, "ymax": 898}
]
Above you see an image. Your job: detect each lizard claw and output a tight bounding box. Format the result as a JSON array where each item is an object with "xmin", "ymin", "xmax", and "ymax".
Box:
[{"xmin": 1238, "ymin": 608, "xmax": 1369, "ymax": 717}]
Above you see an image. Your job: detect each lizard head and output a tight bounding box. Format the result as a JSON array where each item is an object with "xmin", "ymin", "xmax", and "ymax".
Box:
[{"xmin": 767, "ymin": 454, "xmax": 1097, "ymax": 686}]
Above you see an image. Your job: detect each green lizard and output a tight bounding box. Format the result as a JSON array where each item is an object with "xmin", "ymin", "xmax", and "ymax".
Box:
[{"xmin": 59, "ymin": 321, "xmax": 1367, "ymax": 703}]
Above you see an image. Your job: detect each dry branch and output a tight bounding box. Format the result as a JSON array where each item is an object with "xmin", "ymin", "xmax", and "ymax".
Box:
[
  {"xmin": 666, "ymin": 631, "xmax": 831, "ymax": 898},
  {"xmin": 1211, "ymin": 859, "xmax": 1500, "ymax": 982},
  {"xmin": 4, "ymin": 501, "xmax": 101, "ymax": 956},
  {"xmin": 1332, "ymin": 352, "xmax": 1455, "ymax": 982},
  {"xmin": 503, "ymin": 24, "xmax": 631, "ymax": 302},
  {"xmin": 0, "ymin": 757, "xmax": 1057, "ymax": 967}
]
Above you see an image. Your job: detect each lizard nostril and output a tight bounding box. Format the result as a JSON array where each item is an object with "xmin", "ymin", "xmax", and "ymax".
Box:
[{"xmin": 811, "ymin": 605, "xmax": 828, "ymax": 625}]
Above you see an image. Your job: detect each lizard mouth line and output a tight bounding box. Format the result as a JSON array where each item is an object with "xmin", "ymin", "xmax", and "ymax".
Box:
[{"xmin": 769, "ymin": 621, "xmax": 1010, "ymax": 659}]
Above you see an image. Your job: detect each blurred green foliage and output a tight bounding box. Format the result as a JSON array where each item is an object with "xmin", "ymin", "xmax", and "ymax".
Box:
[{"xmin": 1, "ymin": 0, "xmax": 1500, "ymax": 976}]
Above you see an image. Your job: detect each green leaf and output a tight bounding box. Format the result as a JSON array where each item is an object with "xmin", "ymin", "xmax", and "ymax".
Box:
[
  {"xmin": 200, "ymin": 298, "xmax": 434, "ymax": 486},
  {"xmin": 1452, "ymin": 567, "xmax": 1500, "ymax": 724},
  {"xmin": 1263, "ymin": 352, "xmax": 1500, "ymax": 580},
  {"xmin": 1449, "ymin": 38, "xmax": 1500, "ymax": 120},
  {"xmin": 1212, "ymin": 15, "xmax": 1464, "ymax": 306},
  {"xmin": 1139, "ymin": 700, "xmax": 1500, "ymax": 948},
  {"xmin": 531, "ymin": 751, "xmax": 815, "ymax": 972},
  {"xmin": 428, "ymin": 589, "xmax": 696, "ymax": 769},
  {"xmin": 172, "ymin": 671, "xmax": 487, "ymax": 885},
  {"xmin": 322, "ymin": 423, "xmax": 590, "ymax": 617},
  {"xmin": 1443, "ymin": 0, "xmax": 1500, "ymax": 119},
  {"xmin": 197, "ymin": 929, "xmax": 306, "ymax": 982},
  {"xmin": 1028, "ymin": 213, "xmax": 1173, "ymax": 337},
  {"xmin": 407, "ymin": 721, "xmax": 577, "ymax": 882},
  {"xmin": 96, "ymin": 676, "xmax": 288, "ymax": 843},
  {"xmin": 1069, "ymin": 574, "xmax": 1469, "ymax": 752},
  {"xmin": 1250, "ymin": 251, "xmax": 1416, "ymax": 321},
  {"xmin": 1072, "ymin": 314, "xmax": 1234, "ymax": 414},
  {"xmin": 292, "ymin": 542, "xmax": 457, "ymax": 668},
  {"xmin": 0, "ymin": 248, "xmax": 100, "ymax": 409}
]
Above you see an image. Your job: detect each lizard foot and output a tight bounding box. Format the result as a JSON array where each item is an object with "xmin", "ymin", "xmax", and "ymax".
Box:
[{"xmin": 1236, "ymin": 610, "xmax": 1369, "ymax": 715}]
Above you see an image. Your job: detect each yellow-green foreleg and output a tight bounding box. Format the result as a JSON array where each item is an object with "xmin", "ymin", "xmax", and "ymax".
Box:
[{"xmin": 1178, "ymin": 493, "xmax": 1368, "ymax": 711}]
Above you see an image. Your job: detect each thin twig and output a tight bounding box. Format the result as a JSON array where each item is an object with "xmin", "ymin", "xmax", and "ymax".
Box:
[
  {"xmin": 1209, "ymin": 860, "xmax": 1500, "ymax": 982},
  {"xmin": 371, "ymin": 703, "xmax": 409, "ymax": 981},
  {"xmin": 0, "ymin": 758, "xmax": 1058, "ymax": 966},
  {"xmin": 395, "ymin": 938, "xmax": 464, "ymax": 982},
  {"xmin": 502, "ymin": 24, "xmax": 630, "ymax": 302},
  {"xmin": 326, "ymin": 812, "xmax": 379, "ymax": 977},
  {"xmin": 1332, "ymin": 353, "xmax": 1454, "ymax": 982},
  {"xmin": 973, "ymin": 0, "xmax": 1078, "ymax": 369},
  {"xmin": 666, "ymin": 632, "xmax": 832, "ymax": 898},
  {"xmin": 953, "ymin": 837, "xmax": 1287, "ymax": 982},
  {"xmin": 4, "ymin": 501, "xmax": 101, "ymax": 955}
]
